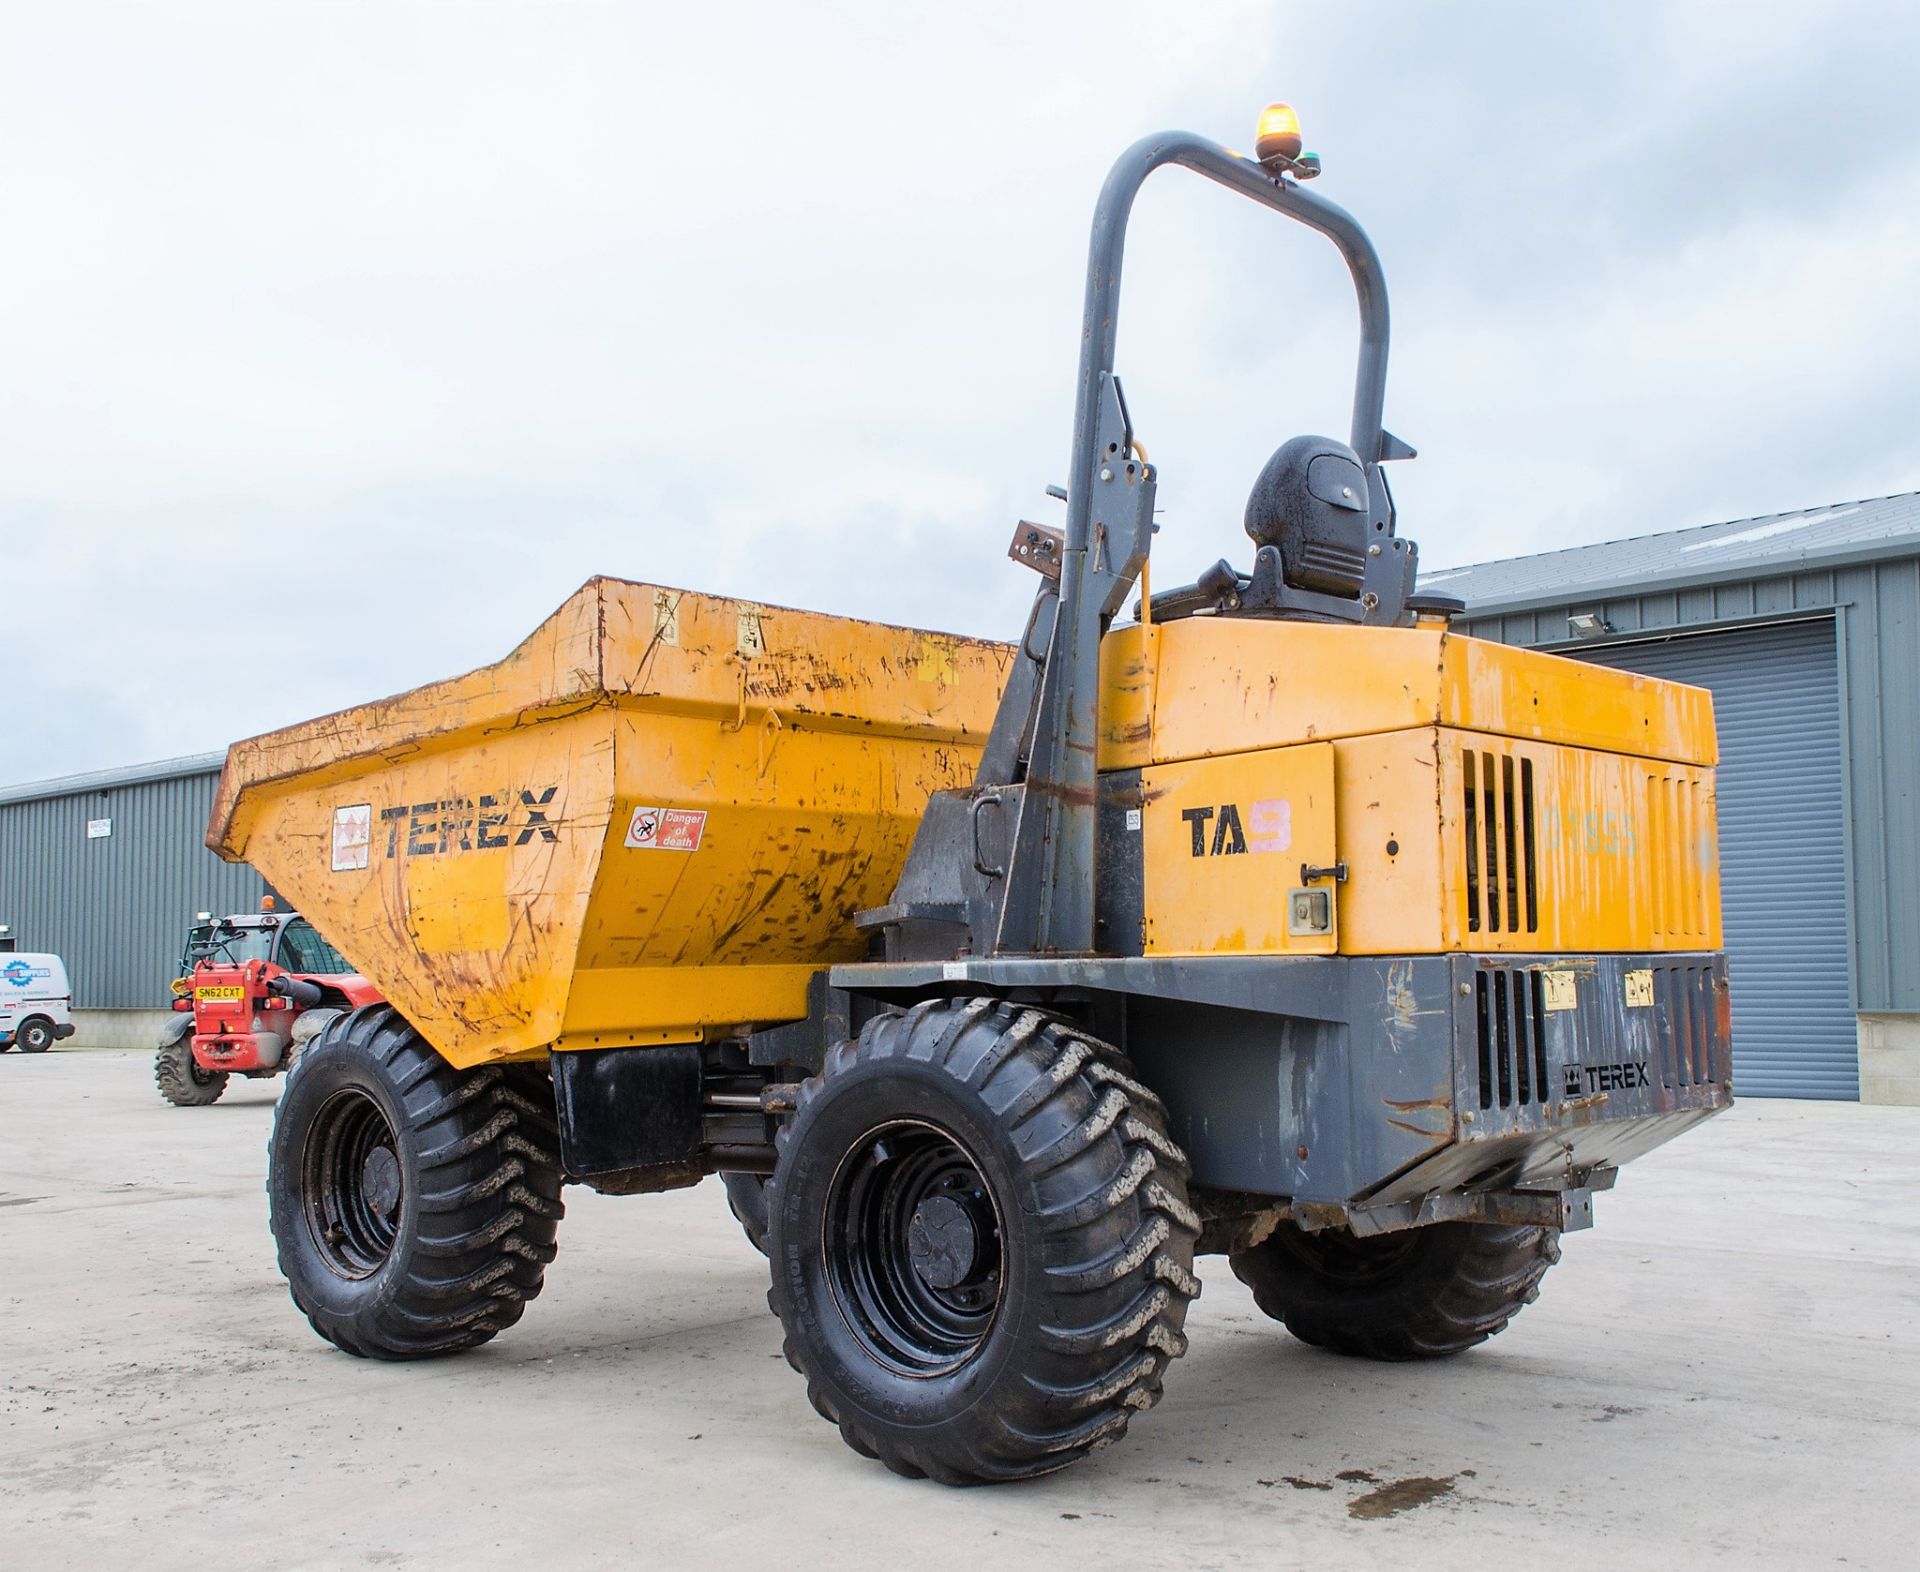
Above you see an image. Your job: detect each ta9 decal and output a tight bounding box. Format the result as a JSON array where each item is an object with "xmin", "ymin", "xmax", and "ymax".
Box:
[{"xmin": 1180, "ymin": 798, "xmax": 1292, "ymax": 858}]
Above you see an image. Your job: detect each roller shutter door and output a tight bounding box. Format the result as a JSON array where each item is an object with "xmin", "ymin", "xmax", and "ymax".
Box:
[{"xmin": 1581, "ymin": 618, "xmax": 1855, "ymax": 1098}]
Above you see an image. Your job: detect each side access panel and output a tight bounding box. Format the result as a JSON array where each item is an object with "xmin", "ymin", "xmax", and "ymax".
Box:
[{"xmin": 1101, "ymin": 744, "xmax": 1339, "ymax": 957}]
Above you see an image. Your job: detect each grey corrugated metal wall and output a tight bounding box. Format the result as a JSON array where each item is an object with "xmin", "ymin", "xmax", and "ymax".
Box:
[
  {"xmin": 0, "ymin": 770, "xmax": 266, "ymax": 1008},
  {"xmin": 1460, "ymin": 552, "xmax": 1920, "ymax": 1019},
  {"xmin": 1583, "ymin": 620, "xmax": 1856, "ymax": 1098}
]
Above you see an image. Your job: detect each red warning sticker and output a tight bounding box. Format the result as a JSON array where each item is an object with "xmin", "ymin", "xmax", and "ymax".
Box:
[{"xmin": 625, "ymin": 805, "xmax": 707, "ymax": 852}]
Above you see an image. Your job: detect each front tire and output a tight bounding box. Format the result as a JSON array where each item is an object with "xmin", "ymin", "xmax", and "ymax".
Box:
[
  {"xmin": 1229, "ymin": 1219, "xmax": 1562, "ymax": 1361},
  {"xmin": 155, "ymin": 1038, "xmax": 227, "ymax": 1105},
  {"xmin": 771, "ymin": 997, "xmax": 1199, "ymax": 1484},
  {"xmin": 267, "ymin": 1005, "xmax": 565, "ymax": 1359}
]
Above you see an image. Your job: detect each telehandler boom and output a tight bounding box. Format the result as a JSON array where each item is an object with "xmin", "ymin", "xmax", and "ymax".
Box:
[{"xmin": 212, "ymin": 107, "xmax": 1730, "ymax": 1484}]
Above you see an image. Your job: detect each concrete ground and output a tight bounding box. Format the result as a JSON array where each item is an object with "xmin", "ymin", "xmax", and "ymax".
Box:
[{"xmin": 2, "ymin": 1049, "xmax": 1915, "ymax": 1572}]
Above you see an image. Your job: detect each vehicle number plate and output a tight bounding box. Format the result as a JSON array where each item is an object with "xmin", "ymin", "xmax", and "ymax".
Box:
[{"xmin": 196, "ymin": 985, "xmax": 245, "ymax": 1002}]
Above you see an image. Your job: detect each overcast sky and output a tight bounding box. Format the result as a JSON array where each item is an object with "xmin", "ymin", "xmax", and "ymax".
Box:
[{"xmin": 4, "ymin": 1, "xmax": 1917, "ymax": 785}]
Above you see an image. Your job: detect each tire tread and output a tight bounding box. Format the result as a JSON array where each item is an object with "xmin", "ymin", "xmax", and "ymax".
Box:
[
  {"xmin": 268, "ymin": 1004, "xmax": 564, "ymax": 1361},
  {"xmin": 771, "ymin": 997, "xmax": 1197, "ymax": 1484}
]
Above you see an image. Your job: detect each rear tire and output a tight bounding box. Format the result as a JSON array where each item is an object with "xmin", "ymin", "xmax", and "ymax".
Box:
[
  {"xmin": 267, "ymin": 1004, "xmax": 565, "ymax": 1359},
  {"xmin": 770, "ymin": 997, "xmax": 1199, "ymax": 1484},
  {"xmin": 15, "ymin": 1016, "xmax": 55, "ymax": 1054},
  {"xmin": 155, "ymin": 1038, "xmax": 228, "ymax": 1105},
  {"xmin": 721, "ymin": 1172, "xmax": 770, "ymax": 1256},
  {"xmin": 1229, "ymin": 1219, "xmax": 1561, "ymax": 1361}
]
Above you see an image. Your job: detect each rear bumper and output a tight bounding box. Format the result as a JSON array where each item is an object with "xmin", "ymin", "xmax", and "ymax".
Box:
[
  {"xmin": 836, "ymin": 948, "xmax": 1732, "ymax": 1212},
  {"xmin": 1363, "ymin": 951, "xmax": 1732, "ymax": 1206},
  {"xmin": 193, "ymin": 1032, "xmax": 283, "ymax": 1073}
]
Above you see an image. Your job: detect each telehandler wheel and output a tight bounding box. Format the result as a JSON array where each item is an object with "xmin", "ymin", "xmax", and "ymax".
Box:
[
  {"xmin": 155, "ymin": 1038, "xmax": 228, "ymax": 1105},
  {"xmin": 1229, "ymin": 1219, "xmax": 1562, "ymax": 1361},
  {"xmin": 769, "ymin": 996, "xmax": 1200, "ymax": 1485},
  {"xmin": 721, "ymin": 1172, "xmax": 770, "ymax": 1256},
  {"xmin": 267, "ymin": 1005, "xmax": 565, "ymax": 1360}
]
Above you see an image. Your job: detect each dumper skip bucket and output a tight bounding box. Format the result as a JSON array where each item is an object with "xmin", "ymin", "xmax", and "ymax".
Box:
[{"xmin": 209, "ymin": 578, "xmax": 1012, "ymax": 1067}]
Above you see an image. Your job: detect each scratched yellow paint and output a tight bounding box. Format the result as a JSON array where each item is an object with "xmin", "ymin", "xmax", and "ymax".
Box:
[
  {"xmin": 1139, "ymin": 743, "xmax": 1338, "ymax": 955},
  {"xmin": 1097, "ymin": 618, "xmax": 1716, "ymax": 769},
  {"xmin": 1100, "ymin": 615, "xmax": 1722, "ymax": 959},
  {"xmin": 209, "ymin": 579, "xmax": 1013, "ymax": 1067}
]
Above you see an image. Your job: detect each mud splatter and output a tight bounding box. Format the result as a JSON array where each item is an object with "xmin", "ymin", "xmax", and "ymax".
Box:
[{"xmin": 1347, "ymin": 1472, "xmax": 1469, "ymax": 1521}]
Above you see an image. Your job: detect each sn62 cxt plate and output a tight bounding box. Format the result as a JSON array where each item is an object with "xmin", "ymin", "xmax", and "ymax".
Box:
[{"xmin": 195, "ymin": 985, "xmax": 245, "ymax": 1002}]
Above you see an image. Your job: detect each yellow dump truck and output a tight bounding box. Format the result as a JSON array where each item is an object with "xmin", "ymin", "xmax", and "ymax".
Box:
[{"xmin": 213, "ymin": 108, "xmax": 1730, "ymax": 1485}]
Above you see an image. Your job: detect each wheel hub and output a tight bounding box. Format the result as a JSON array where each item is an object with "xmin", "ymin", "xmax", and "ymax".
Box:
[
  {"xmin": 908, "ymin": 1194, "xmax": 978, "ymax": 1290},
  {"xmin": 825, "ymin": 1119, "xmax": 1005, "ymax": 1377},
  {"xmin": 361, "ymin": 1145, "xmax": 401, "ymax": 1219}
]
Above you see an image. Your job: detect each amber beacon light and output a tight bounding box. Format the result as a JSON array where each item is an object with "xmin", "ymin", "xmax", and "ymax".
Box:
[
  {"xmin": 1253, "ymin": 101, "xmax": 1321, "ymax": 179},
  {"xmin": 1254, "ymin": 102, "xmax": 1303, "ymax": 163}
]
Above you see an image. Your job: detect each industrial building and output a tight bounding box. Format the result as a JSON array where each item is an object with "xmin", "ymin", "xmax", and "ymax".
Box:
[
  {"xmin": 3, "ymin": 492, "xmax": 1915, "ymax": 1097},
  {"xmin": 0, "ymin": 753, "xmax": 267, "ymax": 1045},
  {"xmin": 1438, "ymin": 491, "xmax": 1920, "ymax": 1104}
]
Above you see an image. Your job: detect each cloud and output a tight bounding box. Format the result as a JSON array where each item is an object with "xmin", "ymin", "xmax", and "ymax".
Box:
[{"xmin": 2, "ymin": 1, "xmax": 1916, "ymax": 780}]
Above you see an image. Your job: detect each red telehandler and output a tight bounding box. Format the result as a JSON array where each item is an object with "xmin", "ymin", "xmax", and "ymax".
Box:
[{"xmin": 155, "ymin": 900, "xmax": 381, "ymax": 1107}]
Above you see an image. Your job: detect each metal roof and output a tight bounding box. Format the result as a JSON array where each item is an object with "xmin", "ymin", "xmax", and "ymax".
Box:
[
  {"xmin": 1421, "ymin": 491, "xmax": 1920, "ymax": 617},
  {"xmin": 0, "ymin": 750, "xmax": 225, "ymax": 808}
]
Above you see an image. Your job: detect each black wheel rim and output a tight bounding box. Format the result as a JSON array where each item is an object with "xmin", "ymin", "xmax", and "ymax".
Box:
[
  {"xmin": 303, "ymin": 1088, "xmax": 404, "ymax": 1279},
  {"xmin": 825, "ymin": 1119, "xmax": 1004, "ymax": 1378}
]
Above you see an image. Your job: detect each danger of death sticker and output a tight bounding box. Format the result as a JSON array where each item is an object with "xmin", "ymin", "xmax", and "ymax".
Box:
[{"xmin": 625, "ymin": 805, "xmax": 707, "ymax": 852}]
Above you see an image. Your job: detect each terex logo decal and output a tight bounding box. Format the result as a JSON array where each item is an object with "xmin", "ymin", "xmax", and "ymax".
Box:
[
  {"xmin": 1181, "ymin": 799, "xmax": 1292, "ymax": 858},
  {"xmin": 1563, "ymin": 1060, "xmax": 1652, "ymax": 1096},
  {"xmin": 377, "ymin": 788, "xmax": 562, "ymax": 858}
]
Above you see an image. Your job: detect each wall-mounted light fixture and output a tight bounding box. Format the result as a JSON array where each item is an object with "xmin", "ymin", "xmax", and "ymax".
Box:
[{"xmin": 1567, "ymin": 611, "xmax": 1611, "ymax": 640}]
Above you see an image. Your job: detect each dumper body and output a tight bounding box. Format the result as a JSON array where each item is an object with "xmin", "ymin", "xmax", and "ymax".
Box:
[{"xmin": 211, "ymin": 577, "xmax": 1012, "ymax": 1067}]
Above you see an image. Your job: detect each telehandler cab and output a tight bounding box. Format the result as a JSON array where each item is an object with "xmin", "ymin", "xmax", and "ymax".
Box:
[{"xmin": 210, "ymin": 107, "xmax": 1730, "ymax": 1484}]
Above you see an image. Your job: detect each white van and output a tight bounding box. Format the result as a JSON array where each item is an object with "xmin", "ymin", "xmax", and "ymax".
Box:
[{"xmin": 0, "ymin": 953, "xmax": 76, "ymax": 1053}]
